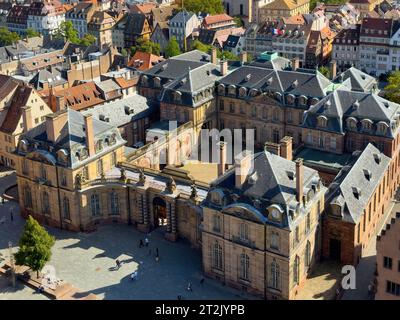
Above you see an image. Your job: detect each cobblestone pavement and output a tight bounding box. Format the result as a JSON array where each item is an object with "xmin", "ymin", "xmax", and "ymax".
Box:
[
  {"xmin": 342, "ymin": 200, "xmax": 397, "ymax": 300},
  {"xmin": 0, "ymin": 169, "xmax": 251, "ymax": 300}
]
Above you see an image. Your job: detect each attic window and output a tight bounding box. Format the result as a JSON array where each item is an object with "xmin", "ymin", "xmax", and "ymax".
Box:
[
  {"xmin": 353, "ymin": 100, "xmax": 360, "ymax": 109},
  {"xmin": 352, "ymin": 187, "xmax": 361, "ymax": 199},
  {"xmin": 383, "ymin": 101, "xmax": 390, "ymax": 108},
  {"xmin": 363, "ymin": 169, "xmax": 372, "ymax": 181},
  {"xmin": 244, "ymin": 74, "xmax": 251, "ymax": 82},
  {"xmin": 292, "ymin": 80, "xmax": 298, "ymax": 88},
  {"xmin": 373, "ymin": 153, "xmax": 381, "ymax": 164},
  {"xmin": 361, "ymin": 75, "xmax": 366, "ymax": 80}
]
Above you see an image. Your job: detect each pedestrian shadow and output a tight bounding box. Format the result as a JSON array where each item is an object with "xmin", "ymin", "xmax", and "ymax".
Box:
[{"xmin": 108, "ymin": 267, "xmax": 119, "ymax": 272}]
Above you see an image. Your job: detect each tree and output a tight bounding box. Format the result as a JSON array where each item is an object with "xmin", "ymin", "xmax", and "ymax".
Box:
[
  {"xmin": 219, "ymin": 50, "xmax": 239, "ymax": 61},
  {"xmin": 318, "ymin": 66, "xmax": 330, "ymax": 78},
  {"xmin": 234, "ymin": 16, "xmax": 244, "ymax": 27},
  {"xmin": 54, "ymin": 21, "xmax": 79, "ymax": 44},
  {"xmin": 131, "ymin": 39, "xmax": 161, "ymax": 56},
  {"xmin": 384, "ymin": 71, "xmax": 400, "ymax": 103},
  {"xmin": 165, "ymin": 37, "xmax": 182, "ymax": 58},
  {"xmin": 26, "ymin": 28, "xmax": 40, "ymax": 38},
  {"xmin": 79, "ymin": 33, "xmax": 96, "ymax": 46},
  {"xmin": 192, "ymin": 40, "xmax": 212, "ymax": 53},
  {"xmin": 15, "ymin": 216, "xmax": 55, "ymax": 278},
  {"xmin": 0, "ymin": 27, "xmax": 20, "ymax": 46},
  {"xmin": 184, "ymin": 0, "xmax": 224, "ymax": 15}
]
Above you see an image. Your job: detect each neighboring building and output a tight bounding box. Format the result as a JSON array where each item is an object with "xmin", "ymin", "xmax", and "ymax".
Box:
[
  {"xmin": 202, "ymin": 13, "xmax": 237, "ymax": 31},
  {"xmin": 150, "ymin": 22, "xmax": 170, "ymax": 55},
  {"xmin": 376, "ymin": 212, "xmax": 400, "ymax": 300},
  {"xmin": 169, "ymin": 10, "xmax": 200, "ymax": 50},
  {"xmin": 151, "ymin": 5, "xmax": 176, "ymax": 29},
  {"xmin": 349, "ymin": 0, "xmax": 384, "ymax": 16},
  {"xmin": 27, "ymin": 0, "xmax": 66, "ymax": 38},
  {"xmin": 332, "ymin": 25, "xmax": 361, "ymax": 72},
  {"xmin": 65, "ymin": 2, "xmax": 96, "ymax": 38},
  {"xmin": 258, "ymin": 0, "xmax": 310, "ymax": 23},
  {"xmin": 88, "ymin": 11, "xmax": 116, "ymax": 49},
  {"xmin": 6, "ymin": 5, "xmax": 30, "ymax": 36},
  {"xmin": 0, "ymin": 76, "xmax": 53, "ymax": 168},
  {"xmin": 223, "ymin": 35, "xmax": 246, "ymax": 56},
  {"xmin": 19, "ymin": 48, "xmax": 66, "ymax": 76},
  {"xmin": 202, "ymin": 141, "xmax": 326, "ymax": 299},
  {"xmin": 359, "ymin": 17, "xmax": 394, "ymax": 75},
  {"xmin": 324, "ymin": 144, "xmax": 392, "ymax": 265},
  {"xmin": 113, "ymin": 12, "xmax": 151, "ymax": 49},
  {"xmin": 127, "ymin": 51, "xmax": 164, "ymax": 72}
]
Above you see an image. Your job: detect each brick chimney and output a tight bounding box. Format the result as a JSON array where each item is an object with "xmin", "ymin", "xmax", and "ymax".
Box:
[
  {"xmin": 291, "ymin": 57, "xmax": 299, "ymax": 71},
  {"xmin": 22, "ymin": 106, "xmax": 33, "ymax": 132},
  {"xmin": 217, "ymin": 141, "xmax": 227, "ymax": 176},
  {"xmin": 265, "ymin": 141, "xmax": 280, "ymax": 156},
  {"xmin": 296, "ymin": 158, "xmax": 304, "ymax": 204},
  {"xmin": 329, "ymin": 60, "xmax": 337, "ymax": 79},
  {"xmin": 45, "ymin": 110, "xmax": 69, "ymax": 143},
  {"xmin": 84, "ymin": 114, "xmax": 95, "ymax": 157},
  {"xmin": 280, "ymin": 136, "xmax": 293, "ymax": 161},
  {"xmin": 235, "ymin": 150, "xmax": 253, "ymax": 189},
  {"xmin": 220, "ymin": 60, "xmax": 228, "ymax": 76},
  {"xmin": 210, "ymin": 47, "xmax": 217, "ymax": 65}
]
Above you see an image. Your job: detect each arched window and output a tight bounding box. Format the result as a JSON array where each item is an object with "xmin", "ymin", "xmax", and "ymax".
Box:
[
  {"xmin": 317, "ymin": 115, "xmax": 328, "ymax": 128},
  {"xmin": 305, "ymin": 241, "xmax": 311, "ymax": 269},
  {"xmin": 270, "ymin": 231, "xmax": 280, "ymax": 250},
  {"xmin": 306, "ymin": 212, "xmax": 311, "ymax": 233},
  {"xmin": 91, "ymin": 194, "xmax": 100, "ymax": 216},
  {"xmin": 269, "ymin": 261, "xmax": 280, "ymax": 290},
  {"xmin": 213, "ymin": 242, "xmax": 223, "ymax": 270},
  {"xmin": 24, "ymin": 186, "xmax": 32, "ymax": 208},
  {"xmin": 110, "ymin": 191, "xmax": 119, "ymax": 215},
  {"xmin": 213, "ymin": 214, "xmax": 221, "ymax": 232},
  {"xmin": 293, "ymin": 255, "xmax": 300, "ymax": 285},
  {"xmin": 239, "ymin": 223, "xmax": 249, "ymax": 241},
  {"xmin": 361, "ymin": 119, "xmax": 373, "ymax": 132},
  {"xmin": 42, "ymin": 191, "xmax": 50, "ymax": 215},
  {"xmin": 239, "ymin": 253, "xmax": 250, "ymax": 280},
  {"xmin": 63, "ymin": 197, "xmax": 70, "ymax": 220},
  {"xmin": 40, "ymin": 164, "xmax": 47, "ymax": 180}
]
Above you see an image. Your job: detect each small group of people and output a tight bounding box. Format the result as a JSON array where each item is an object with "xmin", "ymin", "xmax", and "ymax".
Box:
[{"xmin": 138, "ymin": 236, "xmax": 160, "ymax": 262}]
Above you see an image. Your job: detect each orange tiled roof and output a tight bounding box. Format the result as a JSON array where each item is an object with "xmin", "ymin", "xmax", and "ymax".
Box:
[
  {"xmin": 128, "ymin": 51, "xmax": 164, "ymax": 71},
  {"xmin": 282, "ymin": 14, "xmax": 306, "ymax": 25},
  {"xmin": 55, "ymin": 82, "xmax": 105, "ymax": 112},
  {"xmin": 113, "ymin": 77, "xmax": 138, "ymax": 89},
  {"xmin": 131, "ymin": 2, "xmax": 157, "ymax": 15},
  {"xmin": 204, "ymin": 13, "xmax": 234, "ymax": 26}
]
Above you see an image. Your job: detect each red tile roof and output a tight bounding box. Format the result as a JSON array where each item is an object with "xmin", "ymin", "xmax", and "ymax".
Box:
[
  {"xmin": 203, "ymin": 13, "xmax": 234, "ymax": 26},
  {"xmin": 128, "ymin": 51, "xmax": 164, "ymax": 71}
]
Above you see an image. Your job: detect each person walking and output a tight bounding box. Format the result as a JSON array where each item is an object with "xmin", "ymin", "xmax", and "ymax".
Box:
[
  {"xmin": 145, "ymin": 237, "xmax": 149, "ymax": 247},
  {"xmin": 155, "ymin": 253, "xmax": 159, "ymax": 262},
  {"xmin": 155, "ymin": 248, "xmax": 159, "ymax": 256},
  {"xmin": 116, "ymin": 259, "xmax": 121, "ymax": 269},
  {"xmin": 139, "ymin": 240, "xmax": 144, "ymax": 248},
  {"xmin": 10, "ymin": 208, "xmax": 13, "ymax": 222},
  {"xmin": 187, "ymin": 282, "xmax": 192, "ymax": 292}
]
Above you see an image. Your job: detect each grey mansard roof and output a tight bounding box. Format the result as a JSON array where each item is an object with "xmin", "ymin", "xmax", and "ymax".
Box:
[
  {"xmin": 303, "ymin": 87, "xmax": 400, "ymax": 137},
  {"xmin": 204, "ymin": 151, "xmax": 324, "ymax": 230},
  {"xmin": 17, "ymin": 109, "xmax": 126, "ymax": 169},
  {"xmin": 333, "ymin": 67, "xmax": 378, "ymax": 93},
  {"xmin": 326, "ymin": 143, "xmax": 391, "ymax": 224}
]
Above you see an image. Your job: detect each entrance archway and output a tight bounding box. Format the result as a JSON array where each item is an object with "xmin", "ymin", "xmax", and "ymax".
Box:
[{"xmin": 153, "ymin": 197, "xmax": 167, "ymax": 228}]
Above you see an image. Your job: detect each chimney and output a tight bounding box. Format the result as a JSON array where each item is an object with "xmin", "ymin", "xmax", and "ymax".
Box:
[
  {"xmin": 235, "ymin": 150, "xmax": 253, "ymax": 189},
  {"xmin": 240, "ymin": 51, "xmax": 247, "ymax": 65},
  {"xmin": 280, "ymin": 136, "xmax": 293, "ymax": 161},
  {"xmin": 329, "ymin": 60, "xmax": 337, "ymax": 79},
  {"xmin": 291, "ymin": 57, "xmax": 299, "ymax": 71},
  {"xmin": 220, "ymin": 60, "xmax": 228, "ymax": 76},
  {"xmin": 22, "ymin": 106, "xmax": 33, "ymax": 132},
  {"xmin": 210, "ymin": 47, "xmax": 217, "ymax": 65},
  {"xmin": 264, "ymin": 141, "xmax": 280, "ymax": 156},
  {"xmin": 296, "ymin": 158, "xmax": 304, "ymax": 204},
  {"xmin": 55, "ymin": 94, "xmax": 65, "ymax": 112},
  {"xmin": 217, "ymin": 141, "xmax": 227, "ymax": 176},
  {"xmin": 84, "ymin": 114, "xmax": 95, "ymax": 157},
  {"xmin": 45, "ymin": 110, "xmax": 68, "ymax": 144}
]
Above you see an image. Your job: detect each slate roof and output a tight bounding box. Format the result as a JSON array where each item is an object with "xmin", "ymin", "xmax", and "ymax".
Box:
[
  {"xmin": 82, "ymin": 94, "xmax": 153, "ymax": 128},
  {"xmin": 29, "ymin": 68, "xmax": 67, "ymax": 90},
  {"xmin": 303, "ymin": 87, "xmax": 400, "ymax": 137},
  {"xmin": 18, "ymin": 108, "xmax": 126, "ymax": 169},
  {"xmin": 123, "ymin": 12, "xmax": 148, "ymax": 35},
  {"xmin": 333, "ymin": 67, "xmax": 377, "ymax": 93},
  {"xmin": 205, "ymin": 150, "xmax": 323, "ymax": 230},
  {"xmin": 326, "ymin": 143, "xmax": 391, "ymax": 224}
]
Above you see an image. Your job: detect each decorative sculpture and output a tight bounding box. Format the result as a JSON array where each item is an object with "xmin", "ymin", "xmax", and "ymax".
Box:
[
  {"xmin": 166, "ymin": 176, "xmax": 176, "ymax": 194},
  {"xmin": 75, "ymin": 173, "xmax": 82, "ymax": 190},
  {"xmin": 190, "ymin": 182, "xmax": 198, "ymax": 201},
  {"xmin": 120, "ymin": 168, "xmax": 127, "ymax": 182},
  {"xmin": 138, "ymin": 168, "xmax": 146, "ymax": 185}
]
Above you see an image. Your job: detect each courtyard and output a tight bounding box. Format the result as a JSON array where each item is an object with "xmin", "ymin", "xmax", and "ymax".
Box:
[{"xmin": 0, "ymin": 171, "xmax": 248, "ymax": 300}]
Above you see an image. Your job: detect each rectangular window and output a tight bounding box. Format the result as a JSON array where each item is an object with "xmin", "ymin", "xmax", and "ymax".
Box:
[
  {"xmin": 386, "ymin": 281, "xmax": 400, "ymax": 296},
  {"xmin": 384, "ymin": 256, "xmax": 393, "ymax": 269}
]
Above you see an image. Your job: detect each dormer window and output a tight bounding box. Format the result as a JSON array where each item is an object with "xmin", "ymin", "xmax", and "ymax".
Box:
[
  {"xmin": 95, "ymin": 140, "xmax": 103, "ymax": 152},
  {"xmin": 317, "ymin": 115, "xmax": 328, "ymax": 128},
  {"xmin": 373, "ymin": 153, "xmax": 381, "ymax": 164},
  {"xmin": 218, "ymin": 84, "xmax": 225, "ymax": 95},
  {"xmin": 352, "ymin": 187, "xmax": 361, "ymax": 199},
  {"xmin": 347, "ymin": 117, "xmax": 358, "ymax": 131},
  {"xmin": 361, "ymin": 119, "xmax": 373, "ymax": 132},
  {"xmin": 310, "ymin": 97, "xmax": 319, "ymax": 105},
  {"xmin": 286, "ymin": 94, "xmax": 295, "ymax": 105},
  {"xmin": 141, "ymin": 75, "xmax": 148, "ymax": 86},
  {"xmin": 239, "ymin": 87, "xmax": 247, "ymax": 97},
  {"xmin": 228, "ymin": 85, "xmax": 236, "ymax": 96},
  {"xmin": 154, "ymin": 77, "xmax": 161, "ymax": 88},
  {"xmin": 363, "ymin": 169, "xmax": 372, "ymax": 181},
  {"xmin": 377, "ymin": 121, "xmax": 388, "ymax": 135},
  {"xmin": 173, "ymin": 91, "xmax": 182, "ymax": 103},
  {"xmin": 299, "ymin": 95, "xmax": 307, "ymax": 106}
]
